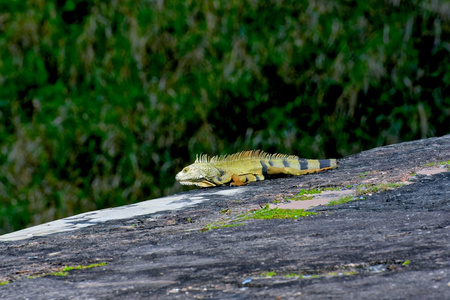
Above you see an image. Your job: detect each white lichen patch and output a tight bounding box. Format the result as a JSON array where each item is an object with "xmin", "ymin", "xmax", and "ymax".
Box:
[
  {"xmin": 415, "ymin": 168, "xmax": 448, "ymax": 176},
  {"xmin": 0, "ymin": 188, "xmax": 246, "ymax": 242},
  {"xmin": 271, "ymin": 190, "xmax": 354, "ymax": 210}
]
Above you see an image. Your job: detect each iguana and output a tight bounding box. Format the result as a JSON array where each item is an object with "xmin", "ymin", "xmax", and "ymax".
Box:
[{"xmin": 175, "ymin": 150, "xmax": 337, "ymax": 187}]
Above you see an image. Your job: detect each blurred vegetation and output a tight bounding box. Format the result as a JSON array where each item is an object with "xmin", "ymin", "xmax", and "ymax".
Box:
[{"xmin": 0, "ymin": 0, "xmax": 449, "ymax": 234}]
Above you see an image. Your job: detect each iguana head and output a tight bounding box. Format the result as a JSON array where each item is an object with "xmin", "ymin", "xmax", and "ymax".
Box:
[{"xmin": 175, "ymin": 163, "xmax": 221, "ymax": 187}]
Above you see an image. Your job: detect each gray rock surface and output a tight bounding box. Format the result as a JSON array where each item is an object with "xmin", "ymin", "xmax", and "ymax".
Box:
[{"xmin": 1, "ymin": 135, "xmax": 449, "ymax": 299}]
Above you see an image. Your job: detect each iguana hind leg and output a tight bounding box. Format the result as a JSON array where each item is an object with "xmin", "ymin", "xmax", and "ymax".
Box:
[
  {"xmin": 230, "ymin": 174, "xmax": 262, "ymax": 186},
  {"xmin": 230, "ymin": 174, "xmax": 247, "ymax": 186}
]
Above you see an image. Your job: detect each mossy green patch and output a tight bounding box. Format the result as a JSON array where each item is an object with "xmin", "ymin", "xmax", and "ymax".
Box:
[
  {"xmin": 402, "ymin": 260, "xmax": 411, "ymax": 266},
  {"xmin": 327, "ymin": 271, "xmax": 358, "ymax": 276},
  {"xmin": 327, "ymin": 182, "xmax": 405, "ymax": 205},
  {"xmin": 202, "ymin": 204, "xmax": 316, "ymax": 231},
  {"xmin": 283, "ymin": 271, "xmax": 358, "ymax": 279},
  {"xmin": 290, "ymin": 195, "xmax": 314, "ymax": 201},
  {"xmin": 356, "ymin": 183, "xmax": 405, "ymax": 195},
  {"xmin": 245, "ymin": 204, "xmax": 316, "ymax": 220},
  {"xmin": 62, "ymin": 262, "xmax": 108, "ymax": 272},
  {"xmin": 327, "ymin": 195, "xmax": 355, "ymax": 206},
  {"xmin": 0, "ymin": 281, "xmax": 10, "ymax": 285},
  {"xmin": 202, "ymin": 222, "xmax": 244, "ymax": 231},
  {"xmin": 261, "ymin": 271, "xmax": 277, "ymax": 277},
  {"xmin": 303, "ymin": 274, "xmax": 323, "ymax": 279},
  {"xmin": 285, "ymin": 189, "xmax": 321, "ymax": 201},
  {"xmin": 259, "ymin": 265, "xmax": 361, "ymax": 281},
  {"xmin": 359, "ymin": 171, "xmax": 370, "ymax": 178},
  {"xmin": 276, "ymin": 271, "xmax": 358, "ymax": 279},
  {"xmin": 322, "ymin": 187, "xmax": 341, "ymax": 191},
  {"xmin": 423, "ymin": 160, "xmax": 450, "ymax": 167},
  {"xmin": 26, "ymin": 262, "xmax": 108, "ymax": 280},
  {"xmin": 285, "ymin": 187, "xmax": 342, "ymax": 201}
]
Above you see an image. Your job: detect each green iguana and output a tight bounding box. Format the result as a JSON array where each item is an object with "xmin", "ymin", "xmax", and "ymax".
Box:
[{"xmin": 175, "ymin": 150, "xmax": 337, "ymax": 187}]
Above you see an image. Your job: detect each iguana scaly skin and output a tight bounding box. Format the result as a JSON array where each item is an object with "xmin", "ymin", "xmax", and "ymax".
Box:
[{"xmin": 175, "ymin": 150, "xmax": 337, "ymax": 188}]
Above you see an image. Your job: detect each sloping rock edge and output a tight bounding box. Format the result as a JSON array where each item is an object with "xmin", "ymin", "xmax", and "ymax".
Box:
[{"xmin": 0, "ymin": 135, "xmax": 449, "ymax": 299}]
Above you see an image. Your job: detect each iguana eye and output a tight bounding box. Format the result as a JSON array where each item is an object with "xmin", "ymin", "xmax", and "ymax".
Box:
[{"xmin": 183, "ymin": 167, "xmax": 189, "ymax": 173}]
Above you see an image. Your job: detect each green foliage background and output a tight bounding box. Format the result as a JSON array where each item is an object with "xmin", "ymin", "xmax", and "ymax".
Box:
[{"xmin": 0, "ymin": 0, "xmax": 449, "ymax": 234}]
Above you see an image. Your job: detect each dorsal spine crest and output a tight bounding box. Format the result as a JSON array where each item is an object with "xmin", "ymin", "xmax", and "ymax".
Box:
[{"xmin": 194, "ymin": 150, "xmax": 300, "ymax": 163}]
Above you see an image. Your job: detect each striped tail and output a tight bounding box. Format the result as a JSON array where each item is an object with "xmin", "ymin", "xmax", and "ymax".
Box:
[
  {"xmin": 297, "ymin": 158, "xmax": 337, "ymax": 170},
  {"xmin": 264, "ymin": 156, "xmax": 337, "ymax": 171}
]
